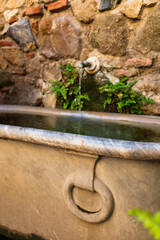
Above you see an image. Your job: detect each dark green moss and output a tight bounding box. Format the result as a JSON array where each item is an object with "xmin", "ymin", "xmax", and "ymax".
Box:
[{"xmin": 81, "ymin": 74, "xmax": 106, "ymax": 112}]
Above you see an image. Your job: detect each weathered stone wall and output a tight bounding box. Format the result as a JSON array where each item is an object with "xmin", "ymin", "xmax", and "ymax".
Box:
[{"xmin": 0, "ymin": 0, "xmax": 159, "ymax": 115}]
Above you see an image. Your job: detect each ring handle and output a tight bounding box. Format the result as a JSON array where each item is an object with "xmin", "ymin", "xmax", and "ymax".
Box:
[{"xmin": 63, "ymin": 173, "xmax": 114, "ymax": 223}]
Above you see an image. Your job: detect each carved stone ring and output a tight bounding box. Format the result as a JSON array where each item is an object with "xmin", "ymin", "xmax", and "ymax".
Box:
[{"xmin": 63, "ymin": 173, "xmax": 114, "ymax": 223}]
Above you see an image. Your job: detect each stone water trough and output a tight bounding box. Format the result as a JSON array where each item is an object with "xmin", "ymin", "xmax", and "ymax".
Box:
[{"xmin": 0, "ymin": 105, "xmax": 160, "ymax": 240}]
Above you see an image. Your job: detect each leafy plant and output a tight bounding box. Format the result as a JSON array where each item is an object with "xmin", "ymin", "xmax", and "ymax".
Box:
[
  {"xmin": 128, "ymin": 209, "xmax": 160, "ymax": 240},
  {"xmin": 50, "ymin": 62, "xmax": 90, "ymax": 110},
  {"xmin": 99, "ymin": 77, "xmax": 154, "ymax": 114}
]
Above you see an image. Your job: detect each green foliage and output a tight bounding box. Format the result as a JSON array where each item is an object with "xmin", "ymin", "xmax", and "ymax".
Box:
[
  {"xmin": 99, "ymin": 77, "xmax": 154, "ymax": 114},
  {"xmin": 128, "ymin": 209, "xmax": 160, "ymax": 240},
  {"xmin": 50, "ymin": 62, "xmax": 90, "ymax": 110}
]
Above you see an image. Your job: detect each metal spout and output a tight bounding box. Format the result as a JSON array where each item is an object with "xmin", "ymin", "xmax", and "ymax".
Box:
[
  {"xmin": 80, "ymin": 61, "xmax": 92, "ymax": 68},
  {"xmin": 79, "ymin": 57, "xmax": 100, "ymax": 75}
]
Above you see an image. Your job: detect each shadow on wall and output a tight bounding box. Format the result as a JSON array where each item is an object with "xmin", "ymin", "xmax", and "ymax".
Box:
[{"xmin": 0, "ymin": 226, "xmax": 45, "ymax": 240}]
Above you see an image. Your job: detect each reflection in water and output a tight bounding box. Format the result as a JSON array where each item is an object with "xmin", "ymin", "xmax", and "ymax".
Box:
[{"xmin": 0, "ymin": 113, "xmax": 160, "ymax": 142}]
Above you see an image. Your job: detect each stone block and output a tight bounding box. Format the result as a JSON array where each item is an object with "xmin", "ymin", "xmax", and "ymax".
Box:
[
  {"xmin": 143, "ymin": 0, "xmax": 158, "ymax": 6},
  {"xmin": 0, "ymin": 50, "xmax": 8, "ymax": 70},
  {"xmin": 0, "ymin": 0, "xmax": 25, "ymax": 13},
  {"xmin": 26, "ymin": 52, "xmax": 35, "ymax": 58},
  {"xmin": 114, "ymin": 68, "xmax": 138, "ymax": 78},
  {"xmin": 11, "ymin": 68, "xmax": 26, "ymax": 75},
  {"xmin": 42, "ymin": 62, "xmax": 62, "ymax": 83},
  {"xmin": 99, "ymin": 0, "xmax": 121, "ymax": 11},
  {"xmin": 134, "ymin": 3, "xmax": 160, "ymax": 53},
  {"xmin": 7, "ymin": 18, "xmax": 37, "ymax": 52},
  {"xmin": 0, "ymin": 18, "xmax": 4, "ymax": 31},
  {"xmin": 8, "ymin": 16, "xmax": 18, "ymax": 24},
  {"xmin": 3, "ymin": 48, "xmax": 25, "ymax": 67},
  {"xmin": 0, "ymin": 40, "xmax": 13, "ymax": 46},
  {"xmin": 0, "ymin": 71, "xmax": 12, "ymax": 87},
  {"xmin": 133, "ymin": 74, "xmax": 160, "ymax": 115},
  {"xmin": 26, "ymin": 6, "xmax": 43, "ymax": 16},
  {"xmin": 89, "ymin": 13, "xmax": 129, "ymax": 56},
  {"xmin": 31, "ymin": 21, "xmax": 39, "ymax": 34},
  {"xmin": 26, "ymin": 57, "xmax": 42, "ymax": 79},
  {"xmin": 42, "ymin": 93, "xmax": 56, "ymax": 108},
  {"xmin": 70, "ymin": 0, "xmax": 97, "ymax": 23},
  {"xmin": 121, "ymin": 0, "xmax": 143, "ymax": 19},
  {"xmin": 3, "ymin": 9, "xmax": 19, "ymax": 22},
  {"xmin": 9, "ymin": 76, "xmax": 42, "ymax": 105},
  {"xmin": 47, "ymin": 0, "xmax": 68, "ymax": 12},
  {"xmin": 39, "ymin": 16, "xmax": 81, "ymax": 59},
  {"xmin": 102, "ymin": 57, "xmax": 124, "ymax": 69},
  {"xmin": 125, "ymin": 58, "xmax": 153, "ymax": 67},
  {"xmin": 104, "ymin": 73, "xmax": 119, "ymax": 84}
]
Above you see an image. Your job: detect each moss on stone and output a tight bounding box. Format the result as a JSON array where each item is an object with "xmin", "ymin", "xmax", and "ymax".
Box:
[{"xmin": 81, "ymin": 73, "xmax": 106, "ymax": 112}]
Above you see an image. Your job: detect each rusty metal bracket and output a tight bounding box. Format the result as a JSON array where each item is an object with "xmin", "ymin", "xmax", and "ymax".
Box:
[{"xmin": 63, "ymin": 151, "xmax": 114, "ymax": 223}]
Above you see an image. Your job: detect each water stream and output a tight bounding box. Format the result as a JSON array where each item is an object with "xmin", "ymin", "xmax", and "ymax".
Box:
[{"xmin": 78, "ymin": 68, "xmax": 84, "ymax": 111}]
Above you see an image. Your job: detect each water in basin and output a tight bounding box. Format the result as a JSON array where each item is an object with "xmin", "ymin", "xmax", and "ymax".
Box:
[{"xmin": 0, "ymin": 112, "xmax": 160, "ymax": 142}]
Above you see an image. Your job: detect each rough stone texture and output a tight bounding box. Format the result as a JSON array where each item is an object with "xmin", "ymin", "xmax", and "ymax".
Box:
[
  {"xmin": 133, "ymin": 74, "xmax": 160, "ymax": 115},
  {"xmin": 104, "ymin": 73, "xmax": 119, "ymax": 84},
  {"xmin": 8, "ymin": 16, "xmax": 18, "ymax": 24},
  {"xmin": 47, "ymin": 0, "xmax": 68, "ymax": 12},
  {"xmin": 42, "ymin": 93, "xmax": 56, "ymax": 108},
  {"xmin": 101, "ymin": 56, "xmax": 124, "ymax": 69},
  {"xmin": 0, "ymin": 50, "xmax": 8, "ymax": 70},
  {"xmin": 3, "ymin": 9, "xmax": 18, "ymax": 22},
  {"xmin": 134, "ymin": 3, "xmax": 160, "ymax": 53},
  {"xmin": 125, "ymin": 58, "xmax": 153, "ymax": 67},
  {"xmin": 0, "ymin": 23, "xmax": 9, "ymax": 35},
  {"xmin": 0, "ymin": 0, "xmax": 25, "ymax": 12},
  {"xmin": 11, "ymin": 68, "xmax": 25, "ymax": 75},
  {"xmin": 70, "ymin": 0, "xmax": 97, "ymax": 23},
  {"xmin": 99, "ymin": 0, "xmax": 121, "ymax": 11},
  {"xmin": 9, "ymin": 77, "xmax": 42, "ymax": 105},
  {"xmin": 0, "ymin": 71, "xmax": 12, "ymax": 87},
  {"xmin": 31, "ymin": 20, "xmax": 39, "ymax": 34},
  {"xmin": 26, "ymin": 56, "xmax": 42, "ymax": 79},
  {"xmin": 42, "ymin": 62, "xmax": 62, "ymax": 83},
  {"xmin": 7, "ymin": 18, "xmax": 37, "ymax": 52},
  {"xmin": 143, "ymin": 0, "xmax": 158, "ymax": 6},
  {"xmin": 121, "ymin": 0, "xmax": 143, "ymax": 19},
  {"xmin": 25, "ymin": 6, "xmax": 42, "ymax": 16},
  {"xmin": 39, "ymin": 16, "xmax": 82, "ymax": 59},
  {"xmin": 114, "ymin": 68, "xmax": 138, "ymax": 78},
  {"xmin": 89, "ymin": 13, "xmax": 129, "ymax": 56},
  {"xmin": 26, "ymin": 52, "xmax": 35, "ymax": 58},
  {"xmin": 0, "ymin": 18, "xmax": 4, "ymax": 31},
  {"xmin": 3, "ymin": 48, "xmax": 25, "ymax": 67},
  {"xmin": 0, "ymin": 40, "xmax": 13, "ymax": 46}
]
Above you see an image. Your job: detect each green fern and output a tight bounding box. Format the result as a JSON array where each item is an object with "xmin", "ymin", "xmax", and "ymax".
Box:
[
  {"xmin": 99, "ymin": 77, "xmax": 154, "ymax": 114},
  {"xmin": 128, "ymin": 209, "xmax": 160, "ymax": 240},
  {"xmin": 50, "ymin": 62, "xmax": 90, "ymax": 110}
]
